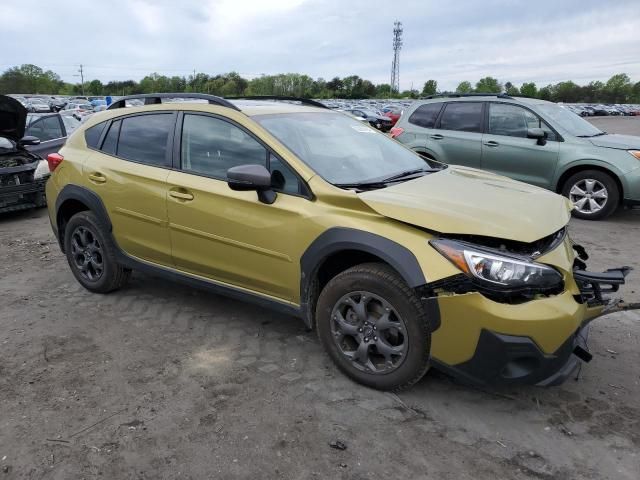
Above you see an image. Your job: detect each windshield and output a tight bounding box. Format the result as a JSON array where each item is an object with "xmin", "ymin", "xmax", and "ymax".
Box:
[
  {"xmin": 537, "ymin": 104, "xmax": 604, "ymax": 137},
  {"xmin": 255, "ymin": 112, "xmax": 432, "ymax": 185}
]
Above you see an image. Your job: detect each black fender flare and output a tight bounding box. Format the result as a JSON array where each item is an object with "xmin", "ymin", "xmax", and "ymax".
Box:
[
  {"xmin": 300, "ymin": 228, "xmax": 439, "ymax": 330},
  {"xmin": 54, "ymin": 184, "xmax": 112, "ymax": 250}
]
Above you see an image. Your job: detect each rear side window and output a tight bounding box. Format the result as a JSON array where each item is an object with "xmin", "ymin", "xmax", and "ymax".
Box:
[
  {"xmin": 27, "ymin": 116, "xmax": 63, "ymax": 141},
  {"xmin": 408, "ymin": 103, "xmax": 442, "ymax": 128},
  {"xmin": 101, "ymin": 120, "xmax": 120, "ymax": 155},
  {"xmin": 438, "ymin": 102, "xmax": 483, "ymax": 133},
  {"xmin": 84, "ymin": 122, "xmax": 106, "ymax": 148},
  {"xmin": 117, "ymin": 114, "xmax": 174, "ymax": 166}
]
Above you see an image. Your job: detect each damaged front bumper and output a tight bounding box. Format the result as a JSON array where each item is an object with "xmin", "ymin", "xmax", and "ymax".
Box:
[
  {"xmin": 428, "ymin": 241, "xmax": 639, "ymax": 387},
  {"xmin": 0, "ymin": 178, "xmax": 48, "ymax": 213}
]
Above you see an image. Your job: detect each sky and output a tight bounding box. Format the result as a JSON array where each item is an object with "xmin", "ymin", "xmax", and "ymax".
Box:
[{"xmin": 1, "ymin": 0, "xmax": 639, "ymax": 91}]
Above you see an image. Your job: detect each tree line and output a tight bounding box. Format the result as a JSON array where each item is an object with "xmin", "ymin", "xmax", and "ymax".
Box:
[{"xmin": 1, "ymin": 64, "xmax": 639, "ymax": 103}]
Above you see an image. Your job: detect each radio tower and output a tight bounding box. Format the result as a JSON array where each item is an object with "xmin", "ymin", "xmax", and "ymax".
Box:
[{"xmin": 390, "ymin": 21, "xmax": 403, "ymax": 93}]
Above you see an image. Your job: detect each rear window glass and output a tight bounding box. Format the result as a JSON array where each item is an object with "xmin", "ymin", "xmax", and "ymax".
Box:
[
  {"xmin": 117, "ymin": 114, "xmax": 174, "ymax": 166},
  {"xmin": 439, "ymin": 102, "xmax": 483, "ymax": 133},
  {"xmin": 408, "ymin": 103, "xmax": 443, "ymax": 128},
  {"xmin": 84, "ymin": 122, "xmax": 106, "ymax": 148}
]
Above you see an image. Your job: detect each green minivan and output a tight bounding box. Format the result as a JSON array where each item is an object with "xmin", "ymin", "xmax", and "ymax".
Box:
[{"xmin": 391, "ymin": 94, "xmax": 640, "ymax": 220}]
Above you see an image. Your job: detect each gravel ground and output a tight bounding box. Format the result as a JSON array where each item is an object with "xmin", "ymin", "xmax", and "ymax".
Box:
[{"xmin": 0, "ymin": 117, "xmax": 639, "ymax": 479}]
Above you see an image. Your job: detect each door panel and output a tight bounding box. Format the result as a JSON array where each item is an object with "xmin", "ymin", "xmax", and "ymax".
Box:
[
  {"xmin": 431, "ymin": 102, "xmax": 483, "ymax": 168},
  {"xmin": 166, "ymin": 171, "xmax": 306, "ymax": 300},
  {"xmin": 481, "ymin": 103, "xmax": 560, "ymax": 188},
  {"xmin": 82, "ymin": 151, "xmax": 172, "ymax": 265}
]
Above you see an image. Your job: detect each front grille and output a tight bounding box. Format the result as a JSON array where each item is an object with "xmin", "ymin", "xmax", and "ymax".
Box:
[{"xmin": 0, "ymin": 171, "xmax": 34, "ymax": 187}]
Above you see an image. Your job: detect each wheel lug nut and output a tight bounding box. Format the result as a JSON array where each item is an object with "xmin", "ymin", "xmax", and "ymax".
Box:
[
  {"xmin": 364, "ymin": 337, "xmax": 369, "ymax": 342},
  {"xmin": 358, "ymin": 328, "xmax": 363, "ymax": 332},
  {"xmin": 374, "ymin": 336, "xmax": 378, "ymax": 341},
  {"xmin": 373, "ymin": 326, "xmax": 376, "ymax": 330}
]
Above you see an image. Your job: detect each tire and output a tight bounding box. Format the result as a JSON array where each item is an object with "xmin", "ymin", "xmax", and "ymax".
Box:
[
  {"xmin": 63, "ymin": 211, "xmax": 131, "ymax": 293},
  {"xmin": 316, "ymin": 262, "xmax": 431, "ymax": 391},
  {"xmin": 561, "ymin": 169, "xmax": 619, "ymax": 220}
]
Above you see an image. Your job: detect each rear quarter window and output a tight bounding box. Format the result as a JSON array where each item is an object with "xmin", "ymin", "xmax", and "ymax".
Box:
[
  {"xmin": 84, "ymin": 122, "xmax": 107, "ymax": 148},
  {"xmin": 408, "ymin": 103, "xmax": 443, "ymax": 128}
]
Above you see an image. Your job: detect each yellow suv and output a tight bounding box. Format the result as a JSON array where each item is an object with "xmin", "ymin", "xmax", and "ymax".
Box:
[{"xmin": 45, "ymin": 94, "xmax": 636, "ymax": 390}]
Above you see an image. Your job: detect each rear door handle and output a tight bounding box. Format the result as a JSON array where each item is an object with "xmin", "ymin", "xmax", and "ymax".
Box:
[
  {"xmin": 430, "ymin": 134, "xmax": 444, "ymax": 140},
  {"xmin": 169, "ymin": 188, "xmax": 194, "ymax": 201},
  {"xmin": 483, "ymin": 140, "xmax": 500, "ymax": 147},
  {"xmin": 88, "ymin": 172, "xmax": 107, "ymax": 183}
]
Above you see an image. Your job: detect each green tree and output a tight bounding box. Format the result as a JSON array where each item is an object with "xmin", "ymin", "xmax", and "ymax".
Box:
[
  {"xmin": 475, "ymin": 77, "xmax": 502, "ymax": 93},
  {"xmin": 520, "ymin": 82, "xmax": 537, "ymax": 98},
  {"xmin": 455, "ymin": 81, "xmax": 473, "ymax": 94},
  {"xmin": 604, "ymin": 73, "xmax": 632, "ymax": 103},
  {"xmin": 421, "ymin": 79, "xmax": 437, "ymax": 96},
  {"xmin": 504, "ymin": 81, "xmax": 520, "ymax": 96},
  {"xmin": 86, "ymin": 79, "xmax": 104, "ymax": 95}
]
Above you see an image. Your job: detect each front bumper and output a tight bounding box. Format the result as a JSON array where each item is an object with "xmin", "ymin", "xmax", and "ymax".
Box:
[
  {"xmin": 432, "ymin": 324, "xmax": 590, "ymax": 386},
  {"xmin": 429, "ymin": 242, "xmax": 637, "ymax": 386},
  {"xmin": 0, "ymin": 178, "xmax": 47, "ymax": 213}
]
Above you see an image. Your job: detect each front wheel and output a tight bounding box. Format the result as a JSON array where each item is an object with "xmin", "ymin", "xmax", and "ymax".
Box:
[
  {"xmin": 562, "ymin": 170, "xmax": 619, "ymax": 220},
  {"xmin": 316, "ymin": 263, "xmax": 432, "ymax": 391}
]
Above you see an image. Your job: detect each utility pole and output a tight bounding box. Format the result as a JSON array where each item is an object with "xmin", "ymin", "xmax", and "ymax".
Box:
[
  {"xmin": 390, "ymin": 21, "xmax": 403, "ymax": 94},
  {"xmin": 79, "ymin": 64, "xmax": 85, "ymax": 95}
]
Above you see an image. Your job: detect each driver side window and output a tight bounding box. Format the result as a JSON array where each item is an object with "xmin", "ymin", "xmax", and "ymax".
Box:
[
  {"xmin": 488, "ymin": 103, "xmax": 557, "ymax": 141},
  {"xmin": 181, "ymin": 114, "xmax": 267, "ymax": 179}
]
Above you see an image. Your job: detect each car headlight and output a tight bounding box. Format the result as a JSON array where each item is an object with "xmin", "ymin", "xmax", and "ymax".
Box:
[
  {"xmin": 628, "ymin": 150, "xmax": 640, "ymax": 160},
  {"xmin": 430, "ymin": 239, "xmax": 563, "ymax": 291},
  {"xmin": 34, "ymin": 159, "xmax": 51, "ymax": 179}
]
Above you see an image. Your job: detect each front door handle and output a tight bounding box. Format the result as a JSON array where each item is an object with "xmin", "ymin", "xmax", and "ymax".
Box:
[
  {"xmin": 483, "ymin": 140, "xmax": 500, "ymax": 147},
  {"xmin": 88, "ymin": 172, "xmax": 107, "ymax": 183},
  {"xmin": 169, "ymin": 189, "xmax": 194, "ymax": 201},
  {"xmin": 430, "ymin": 134, "xmax": 444, "ymax": 140}
]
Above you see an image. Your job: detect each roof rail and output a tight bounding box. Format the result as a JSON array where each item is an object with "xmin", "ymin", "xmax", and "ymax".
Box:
[
  {"xmin": 225, "ymin": 95, "xmax": 329, "ymax": 109},
  {"xmin": 422, "ymin": 93, "xmax": 513, "ymax": 100},
  {"xmin": 107, "ymin": 93, "xmax": 241, "ymax": 111}
]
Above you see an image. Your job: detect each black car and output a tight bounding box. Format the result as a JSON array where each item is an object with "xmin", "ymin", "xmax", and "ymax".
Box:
[
  {"xmin": 347, "ymin": 108, "xmax": 394, "ymax": 132},
  {"xmin": 0, "ymin": 96, "xmax": 50, "ymax": 213},
  {"xmin": 25, "ymin": 112, "xmax": 80, "ymax": 158}
]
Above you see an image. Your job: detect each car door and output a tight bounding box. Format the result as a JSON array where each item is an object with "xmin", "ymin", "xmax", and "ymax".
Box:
[
  {"xmin": 82, "ymin": 112, "xmax": 175, "ymax": 266},
  {"xmin": 481, "ymin": 102, "xmax": 560, "ymax": 188},
  {"xmin": 166, "ymin": 112, "xmax": 310, "ymax": 301},
  {"xmin": 25, "ymin": 115, "xmax": 66, "ymax": 158},
  {"xmin": 403, "ymin": 102, "xmax": 444, "ymax": 156},
  {"xmin": 430, "ymin": 102, "xmax": 484, "ymax": 168}
]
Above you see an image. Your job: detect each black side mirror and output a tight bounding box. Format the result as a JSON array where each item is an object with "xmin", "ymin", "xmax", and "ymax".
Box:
[
  {"xmin": 527, "ymin": 128, "xmax": 547, "ymax": 146},
  {"xmin": 227, "ymin": 164, "xmax": 276, "ymax": 204},
  {"xmin": 20, "ymin": 136, "xmax": 41, "ymax": 146}
]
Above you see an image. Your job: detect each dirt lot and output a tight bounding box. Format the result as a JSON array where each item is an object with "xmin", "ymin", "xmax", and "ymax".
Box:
[{"xmin": 1, "ymin": 118, "xmax": 639, "ymax": 479}]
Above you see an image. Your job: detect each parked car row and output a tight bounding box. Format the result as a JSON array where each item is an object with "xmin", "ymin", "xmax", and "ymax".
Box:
[{"xmin": 564, "ymin": 103, "xmax": 640, "ymax": 117}]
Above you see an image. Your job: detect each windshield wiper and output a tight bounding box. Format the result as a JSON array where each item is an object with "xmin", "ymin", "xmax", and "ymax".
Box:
[
  {"xmin": 335, "ymin": 167, "xmax": 439, "ymax": 190},
  {"xmin": 578, "ymin": 131, "xmax": 607, "ymax": 138}
]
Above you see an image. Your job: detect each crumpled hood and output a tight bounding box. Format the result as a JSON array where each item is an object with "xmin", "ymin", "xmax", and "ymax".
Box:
[
  {"xmin": 0, "ymin": 95, "xmax": 27, "ymax": 142},
  {"xmin": 359, "ymin": 166, "xmax": 571, "ymax": 243},
  {"xmin": 588, "ymin": 134, "xmax": 640, "ymax": 150}
]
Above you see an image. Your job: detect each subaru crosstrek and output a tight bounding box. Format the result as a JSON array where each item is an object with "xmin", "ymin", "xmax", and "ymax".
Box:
[
  {"xmin": 391, "ymin": 94, "xmax": 640, "ymax": 220},
  {"xmin": 45, "ymin": 94, "xmax": 637, "ymax": 390}
]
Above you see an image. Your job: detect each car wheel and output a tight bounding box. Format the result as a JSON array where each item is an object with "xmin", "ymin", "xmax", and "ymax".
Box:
[
  {"xmin": 64, "ymin": 211, "xmax": 131, "ymax": 293},
  {"xmin": 562, "ymin": 170, "xmax": 619, "ymax": 220},
  {"xmin": 316, "ymin": 262, "xmax": 431, "ymax": 391}
]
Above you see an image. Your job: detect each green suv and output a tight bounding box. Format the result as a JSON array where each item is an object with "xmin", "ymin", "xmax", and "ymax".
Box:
[
  {"xmin": 45, "ymin": 94, "xmax": 635, "ymax": 391},
  {"xmin": 391, "ymin": 94, "xmax": 640, "ymax": 220}
]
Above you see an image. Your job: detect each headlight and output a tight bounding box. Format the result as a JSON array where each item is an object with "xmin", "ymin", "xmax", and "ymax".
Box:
[
  {"xmin": 628, "ymin": 150, "xmax": 640, "ymax": 160},
  {"xmin": 430, "ymin": 239, "xmax": 563, "ymax": 291},
  {"xmin": 34, "ymin": 159, "xmax": 50, "ymax": 179}
]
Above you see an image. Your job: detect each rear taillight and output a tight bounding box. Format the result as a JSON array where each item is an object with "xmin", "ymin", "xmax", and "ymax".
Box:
[
  {"xmin": 47, "ymin": 153, "xmax": 64, "ymax": 172},
  {"xmin": 390, "ymin": 127, "xmax": 404, "ymax": 139}
]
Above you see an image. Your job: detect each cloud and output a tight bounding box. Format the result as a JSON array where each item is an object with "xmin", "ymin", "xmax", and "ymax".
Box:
[{"xmin": 1, "ymin": 0, "xmax": 638, "ymax": 90}]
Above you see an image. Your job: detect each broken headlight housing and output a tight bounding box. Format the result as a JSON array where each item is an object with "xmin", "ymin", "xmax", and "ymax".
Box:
[{"xmin": 430, "ymin": 238, "xmax": 563, "ymax": 292}]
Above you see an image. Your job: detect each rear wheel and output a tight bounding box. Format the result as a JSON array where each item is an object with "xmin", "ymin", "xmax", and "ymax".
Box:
[
  {"xmin": 562, "ymin": 170, "xmax": 619, "ymax": 220},
  {"xmin": 64, "ymin": 211, "xmax": 131, "ymax": 293},
  {"xmin": 316, "ymin": 263, "xmax": 431, "ymax": 391}
]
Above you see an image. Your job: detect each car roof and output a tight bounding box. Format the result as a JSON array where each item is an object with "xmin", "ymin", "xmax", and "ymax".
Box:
[{"xmin": 414, "ymin": 95, "xmax": 555, "ymax": 106}]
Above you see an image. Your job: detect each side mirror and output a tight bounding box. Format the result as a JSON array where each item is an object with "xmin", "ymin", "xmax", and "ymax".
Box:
[
  {"xmin": 20, "ymin": 136, "xmax": 41, "ymax": 146},
  {"xmin": 527, "ymin": 128, "xmax": 547, "ymax": 146},
  {"xmin": 227, "ymin": 164, "xmax": 276, "ymax": 204}
]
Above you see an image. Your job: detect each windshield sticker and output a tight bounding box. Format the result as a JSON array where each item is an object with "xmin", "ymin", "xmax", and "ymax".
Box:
[{"xmin": 351, "ymin": 125, "xmax": 375, "ymax": 133}]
